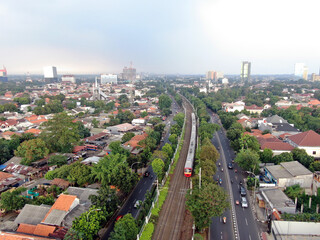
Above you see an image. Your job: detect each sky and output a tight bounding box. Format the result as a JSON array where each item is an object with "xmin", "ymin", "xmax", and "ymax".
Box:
[{"xmin": 1, "ymin": 0, "xmax": 320, "ymax": 75}]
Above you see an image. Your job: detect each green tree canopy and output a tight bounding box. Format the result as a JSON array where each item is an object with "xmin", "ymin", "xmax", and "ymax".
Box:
[
  {"xmin": 109, "ymin": 141, "xmax": 130, "ymax": 156},
  {"xmin": 235, "ymin": 149, "xmax": 260, "ymax": 173},
  {"xmin": 110, "ymin": 214, "xmax": 138, "ymax": 240},
  {"xmin": 159, "ymin": 94, "xmax": 172, "ymax": 111},
  {"xmin": 89, "ymin": 186, "xmax": 119, "ymax": 213},
  {"xmin": 162, "ymin": 143, "xmax": 174, "ymax": 160},
  {"xmin": 0, "ymin": 187, "xmax": 28, "ymax": 212},
  {"xmin": 48, "ymin": 154, "xmax": 68, "ymax": 167},
  {"xmin": 186, "ymin": 183, "xmax": 229, "ymax": 231},
  {"xmin": 260, "ymin": 148, "xmax": 273, "ymax": 163},
  {"xmin": 40, "ymin": 112, "xmax": 80, "ymax": 153},
  {"xmin": 15, "ymin": 138, "xmax": 49, "ymax": 165},
  {"xmin": 152, "ymin": 158, "xmax": 165, "ymax": 181},
  {"xmin": 121, "ymin": 132, "xmax": 135, "ymax": 144}
]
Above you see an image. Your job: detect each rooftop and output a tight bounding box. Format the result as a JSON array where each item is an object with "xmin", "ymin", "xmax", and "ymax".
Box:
[
  {"xmin": 14, "ymin": 204, "xmax": 51, "ymax": 225},
  {"xmin": 266, "ymin": 161, "xmax": 312, "ymax": 180},
  {"xmin": 261, "ymin": 188, "xmax": 295, "ymax": 209},
  {"xmin": 288, "ymin": 130, "xmax": 320, "ymax": 147}
]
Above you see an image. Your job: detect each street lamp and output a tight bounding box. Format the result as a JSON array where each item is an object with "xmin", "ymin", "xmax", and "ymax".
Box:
[
  {"xmin": 130, "ymin": 162, "xmax": 141, "ymax": 173},
  {"xmin": 86, "ymin": 208, "xmax": 101, "ymax": 221}
]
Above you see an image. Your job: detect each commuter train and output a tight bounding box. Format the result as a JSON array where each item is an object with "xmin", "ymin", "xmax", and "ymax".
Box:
[{"xmin": 184, "ymin": 113, "xmax": 197, "ymax": 177}]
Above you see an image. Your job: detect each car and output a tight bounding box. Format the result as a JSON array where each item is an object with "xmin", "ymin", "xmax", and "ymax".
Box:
[
  {"xmin": 134, "ymin": 200, "xmax": 142, "ymax": 209},
  {"xmin": 235, "ymin": 200, "xmax": 240, "ymax": 205},
  {"xmin": 144, "ymin": 171, "xmax": 150, "ymax": 177},
  {"xmin": 116, "ymin": 215, "xmax": 123, "ymax": 222},
  {"xmin": 241, "ymin": 197, "xmax": 248, "ymax": 208},
  {"xmin": 240, "ymin": 186, "xmax": 246, "ymax": 196},
  {"xmin": 228, "ymin": 163, "xmax": 233, "ymax": 169}
]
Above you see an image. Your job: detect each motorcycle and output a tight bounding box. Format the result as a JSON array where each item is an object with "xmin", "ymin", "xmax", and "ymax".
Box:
[
  {"xmin": 219, "ymin": 179, "xmax": 222, "ymax": 185},
  {"xmin": 221, "ymin": 168, "xmax": 224, "ymax": 172},
  {"xmin": 223, "ymin": 216, "xmax": 226, "ymax": 224}
]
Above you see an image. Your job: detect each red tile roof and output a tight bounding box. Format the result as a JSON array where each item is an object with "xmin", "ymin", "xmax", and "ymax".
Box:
[
  {"xmin": 17, "ymin": 223, "xmax": 36, "ymax": 235},
  {"xmin": 25, "ymin": 129, "xmax": 41, "ymax": 135},
  {"xmin": 288, "ymin": 130, "xmax": 320, "ymax": 147},
  {"xmin": 0, "ymin": 231, "xmax": 53, "ymax": 240},
  {"xmin": 261, "ymin": 142, "xmax": 295, "ymax": 151},
  {"xmin": 33, "ymin": 224, "xmax": 56, "ymax": 237},
  {"xmin": 308, "ymin": 99, "xmax": 320, "ymax": 106},
  {"xmin": 124, "ymin": 133, "xmax": 148, "ymax": 148}
]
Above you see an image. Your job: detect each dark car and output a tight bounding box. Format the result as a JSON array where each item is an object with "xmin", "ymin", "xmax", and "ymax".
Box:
[
  {"xmin": 228, "ymin": 163, "xmax": 233, "ymax": 169},
  {"xmin": 240, "ymin": 186, "xmax": 246, "ymax": 196}
]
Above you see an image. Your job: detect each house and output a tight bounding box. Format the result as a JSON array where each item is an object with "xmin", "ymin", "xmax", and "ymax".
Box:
[
  {"xmin": 24, "ymin": 128, "xmax": 41, "ymax": 136},
  {"xmin": 287, "ymin": 130, "xmax": 320, "ymax": 159},
  {"xmin": 1, "ymin": 131, "xmax": 21, "ymax": 140},
  {"xmin": 275, "ymin": 100, "xmax": 292, "ymax": 107},
  {"xmin": 222, "ymin": 101, "xmax": 245, "ymax": 112},
  {"xmin": 123, "ymin": 133, "xmax": 148, "ymax": 154},
  {"xmin": 0, "ymin": 119, "xmax": 18, "ymax": 132},
  {"xmin": 245, "ymin": 105, "xmax": 264, "ymax": 115},
  {"xmin": 106, "ymin": 123, "xmax": 136, "ymax": 135},
  {"xmin": 132, "ymin": 118, "xmax": 146, "ymax": 126},
  {"xmin": 308, "ymin": 99, "xmax": 320, "ymax": 107},
  {"xmin": 51, "ymin": 178, "xmax": 70, "ymax": 189},
  {"xmin": 264, "ymin": 161, "xmax": 313, "ymax": 189},
  {"xmin": 260, "ymin": 142, "xmax": 294, "ymax": 156},
  {"xmin": 260, "ymin": 188, "xmax": 296, "ymax": 214}
]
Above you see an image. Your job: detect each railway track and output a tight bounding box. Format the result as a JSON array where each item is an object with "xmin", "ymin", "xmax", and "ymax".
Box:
[{"xmin": 152, "ymin": 97, "xmax": 194, "ymax": 240}]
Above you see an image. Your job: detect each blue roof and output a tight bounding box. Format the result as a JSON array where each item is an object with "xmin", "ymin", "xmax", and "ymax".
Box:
[{"xmin": 0, "ymin": 165, "xmax": 7, "ymax": 170}]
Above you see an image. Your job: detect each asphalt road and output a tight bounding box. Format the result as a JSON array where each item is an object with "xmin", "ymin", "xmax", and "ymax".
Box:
[
  {"xmin": 101, "ymin": 98, "xmax": 181, "ymax": 239},
  {"xmin": 209, "ymin": 112, "xmax": 261, "ymax": 240}
]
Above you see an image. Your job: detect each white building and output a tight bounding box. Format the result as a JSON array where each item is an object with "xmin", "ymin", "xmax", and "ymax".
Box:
[
  {"xmin": 221, "ymin": 78, "xmax": 229, "ymax": 84},
  {"xmin": 101, "ymin": 74, "xmax": 117, "ymax": 84},
  {"xmin": 43, "ymin": 66, "xmax": 58, "ymax": 82},
  {"xmin": 287, "ymin": 130, "xmax": 320, "ymax": 159},
  {"xmin": 61, "ymin": 75, "xmax": 76, "ymax": 83},
  {"xmin": 223, "ymin": 101, "xmax": 245, "ymax": 112},
  {"xmin": 294, "ymin": 63, "xmax": 308, "ymax": 80}
]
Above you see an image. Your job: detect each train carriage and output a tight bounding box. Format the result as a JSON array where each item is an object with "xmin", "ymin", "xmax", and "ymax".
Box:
[{"xmin": 184, "ymin": 113, "xmax": 197, "ymax": 177}]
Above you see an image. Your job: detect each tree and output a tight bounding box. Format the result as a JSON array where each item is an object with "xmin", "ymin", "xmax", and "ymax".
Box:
[
  {"xmin": 48, "ymin": 154, "xmax": 68, "ymax": 167},
  {"xmin": 292, "ymin": 148, "xmax": 314, "ymax": 169},
  {"xmin": 92, "ymin": 118, "xmax": 100, "ymax": 128},
  {"xmin": 235, "ymin": 149, "xmax": 260, "ymax": 173},
  {"xmin": 260, "ymin": 148, "xmax": 273, "ymax": 163},
  {"xmin": 152, "ymin": 158, "xmax": 165, "ymax": 181},
  {"xmin": 109, "ymin": 141, "xmax": 130, "ymax": 156},
  {"xmin": 310, "ymin": 161, "xmax": 320, "ymax": 172},
  {"xmin": 186, "ymin": 183, "xmax": 229, "ymax": 231},
  {"xmin": 76, "ymin": 121, "xmax": 91, "ymax": 139},
  {"xmin": 71, "ymin": 207, "xmax": 107, "ymax": 240},
  {"xmin": 273, "ymin": 152, "xmax": 293, "ymax": 165},
  {"xmin": 173, "ymin": 113, "xmax": 185, "ymax": 128},
  {"xmin": 168, "ymin": 134, "xmax": 178, "ymax": 147},
  {"xmin": 121, "ymin": 132, "xmax": 135, "ymax": 144},
  {"xmin": 199, "ymin": 139, "xmax": 220, "ymax": 163},
  {"xmin": 239, "ymin": 134, "xmax": 260, "ymax": 152},
  {"xmin": 15, "ymin": 138, "xmax": 49, "ymax": 165},
  {"xmin": 141, "ymin": 111, "xmax": 148, "ymax": 118},
  {"xmin": 162, "ymin": 143, "xmax": 174, "ymax": 160},
  {"xmin": 152, "ymin": 150, "xmax": 168, "ymax": 161},
  {"xmin": 67, "ymin": 162, "xmax": 92, "ymax": 186},
  {"xmin": 112, "ymin": 163, "xmax": 137, "ymax": 194},
  {"xmin": 170, "ymin": 124, "xmax": 181, "ymax": 136},
  {"xmin": 40, "ymin": 112, "xmax": 80, "ymax": 153},
  {"xmin": 64, "ymin": 229, "xmax": 85, "ymax": 240},
  {"xmin": 110, "ymin": 214, "xmax": 138, "ymax": 240},
  {"xmin": 0, "ymin": 187, "xmax": 28, "ymax": 212},
  {"xmin": 158, "ymin": 94, "xmax": 172, "ymax": 111},
  {"xmin": 89, "ymin": 186, "xmax": 119, "ymax": 213}
]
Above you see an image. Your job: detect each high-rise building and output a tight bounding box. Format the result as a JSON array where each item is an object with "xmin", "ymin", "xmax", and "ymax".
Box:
[
  {"xmin": 311, "ymin": 73, "xmax": 320, "ymax": 82},
  {"xmin": 61, "ymin": 75, "xmax": 76, "ymax": 83},
  {"xmin": 0, "ymin": 67, "xmax": 8, "ymax": 82},
  {"xmin": 43, "ymin": 66, "xmax": 58, "ymax": 83},
  {"xmin": 206, "ymin": 71, "xmax": 223, "ymax": 81},
  {"xmin": 122, "ymin": 66, "xmax": 136, "ymax": 81},
  {"xmin": 294, "ymin": 63, "xmax": 308, "ymax": 80},
  {"xmin": 100, "ymin": 74, "xmax": 118, "ymax": 84},
  {"xmin": 240, "ymin": 61, "xmax": 251, "ymax": 82}
]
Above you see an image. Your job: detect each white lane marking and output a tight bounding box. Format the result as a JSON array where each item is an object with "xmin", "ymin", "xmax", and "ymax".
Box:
[
  {"xmin": 249, "ymin": 234, "xmax": 252, "ymax": 240},
  {"xmin": 245, "ymin": 218, "xmax": 248, "ymax": 225},
  {"xmin": 139, "ymin": 189, "xmax": 142, "ymax": 193}
]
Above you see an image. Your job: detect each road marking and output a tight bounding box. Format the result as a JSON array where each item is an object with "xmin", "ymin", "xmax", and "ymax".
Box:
[
  {"xmin": 245, "ymin": 218, "xmax": 248, "ymax": 225},
  {"xmin": 249, "ymin": 235, "xmax": 252, "ymax": 240},
  {"xmin": 139, "ymin": 189, "xmax": 142, "ymax": 193}
]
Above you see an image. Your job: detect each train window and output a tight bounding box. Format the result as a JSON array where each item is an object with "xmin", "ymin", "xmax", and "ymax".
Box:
[{"xmin": 185, "ymin": 169, "xmax": 191, "ymax": 173}]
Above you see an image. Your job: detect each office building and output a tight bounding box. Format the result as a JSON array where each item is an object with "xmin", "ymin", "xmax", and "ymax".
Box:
[
  {"xmin": 122, "ymin": 66, "xmax": 136, "ymax": 81},
  {"xmin": 206, "ymin": 71, "xmax": 224, "ymax": 81},
  {"xmin": 43, "ymin": 66, "xmax": 58, "ymax": 83},
  {"xmin": 101, "ymin": 74, "xmax": 118, "ymax": 84},
  {"xmin": 0, "ymin": 67, "xmax": 8, "ymax": 82},
  {"xmin": 240, "ymin": 61, "xmax": 251, "ymax": 82},
  {"xmin": 294, "ymin": 63, "xmax": 308, "ymax": 80},
  {"xmin": 311, "ymin": 73, "xmax": 320, "ymax": 82},
  {"xmin": 61, "ymin": 75, "xmax": 76, "ymax": 83}
]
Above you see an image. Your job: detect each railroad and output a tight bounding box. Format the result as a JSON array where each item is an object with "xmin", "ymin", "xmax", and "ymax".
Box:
[{"xmin": 152, "ymin": 96, "xmax": 195, "ymax": 240}]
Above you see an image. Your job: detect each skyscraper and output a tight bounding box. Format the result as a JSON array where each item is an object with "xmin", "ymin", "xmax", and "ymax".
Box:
[
  {"xmin": 240, "ymin": 61, "xmax": 251, "ymax": 82},
  {"xmin": 0, "ymin": 67, "xmax": 8, "ymax": 82},
  {"xmin": 294, "ymin": 63, "xmax": 308, "ymax": 80},
  {"xmin": 43, "ymin": 66, "xmax": 58, "ymax": 83}
]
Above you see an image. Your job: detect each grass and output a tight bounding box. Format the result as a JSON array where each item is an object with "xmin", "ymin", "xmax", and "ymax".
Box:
[{"xmin": 140, "ymin": 222, "xmax": 155, "ymax": 240}]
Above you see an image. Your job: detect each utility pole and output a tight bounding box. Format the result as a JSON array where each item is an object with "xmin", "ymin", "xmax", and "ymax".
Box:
[{"xmin": 199, "ymin": 167, "xmax": 201, "ymax": 189}]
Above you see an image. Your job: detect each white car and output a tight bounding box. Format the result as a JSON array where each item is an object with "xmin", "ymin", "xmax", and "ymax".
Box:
[
  {"xmin": 134, "ymin": 200, "xmax": 142, "ymax": 209},
  {"xmin": 241, "ymin": 197, "xmax": 248, "ymax": 208}
]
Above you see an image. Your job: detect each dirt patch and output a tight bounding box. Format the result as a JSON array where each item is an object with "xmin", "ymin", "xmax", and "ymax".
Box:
[{"xmin": 179, "ymin": 209, "xmax": 193, "ymax": 240}]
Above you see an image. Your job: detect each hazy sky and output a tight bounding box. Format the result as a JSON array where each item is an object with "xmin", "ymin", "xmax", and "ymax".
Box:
[{"xmin": 1, "ymin": 0, "xmax": 320, "ymax": 75}]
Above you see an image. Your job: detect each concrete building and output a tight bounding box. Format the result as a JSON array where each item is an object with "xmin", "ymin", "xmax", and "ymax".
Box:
[
  {"xmin": 223, "ymin": 101, "xmax": 245, "ymax": 112},
  {"xmin": 240, "ymin": 61, "xmax": 251, "ymax": 82},
  {"xmin": 122, "ymin": 66, "xmax": 136, "ymax": 81},
  {"xmin": 61, "ymin": 75, "xmax": 76, "ymax": 83},
  {"xmin": 206, "ymin": 71, "xmax": 224, "ymax": 81},
  {"xmin": 43, "ymin": 66, "xmax": 58, "ymax": 83},
  {"xmin": 311, "ymin": 73, "xmax": 320, "ymax": 82},
  {"xmin": 264, "ymin": 161, "xmax": 313, "ymax": 189},
  {"xmin": 260, "ymin": 188, "xmax": 296, "ymax": 214},
  {"xmin": 101, "ymin": 74, "xmax": 117, "ymax": 84}
]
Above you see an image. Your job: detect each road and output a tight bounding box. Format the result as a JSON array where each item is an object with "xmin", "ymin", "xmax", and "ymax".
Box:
[
  {"xmin": 101, "ymin": 97, "xmax": 181, "ymax": 239},
  {"xmin": 209, "ymin": 112, "xmax": 261, "ymax": 240}
]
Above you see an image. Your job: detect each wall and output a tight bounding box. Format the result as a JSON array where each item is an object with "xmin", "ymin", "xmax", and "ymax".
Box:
[{"xmin": 272, "ymin": 220, "xmax": 320, "ymax": 236}]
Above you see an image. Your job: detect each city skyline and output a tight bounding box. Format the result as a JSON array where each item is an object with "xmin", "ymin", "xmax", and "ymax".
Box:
[{"xmin": 1, "ymin": 0, "xmax": 320, "ymax": 75}]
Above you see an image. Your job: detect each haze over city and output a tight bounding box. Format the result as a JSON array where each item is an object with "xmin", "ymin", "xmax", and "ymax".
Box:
[{"xmin": 1, "ymin": 0, "xmax": 320, "ymax": 74}]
